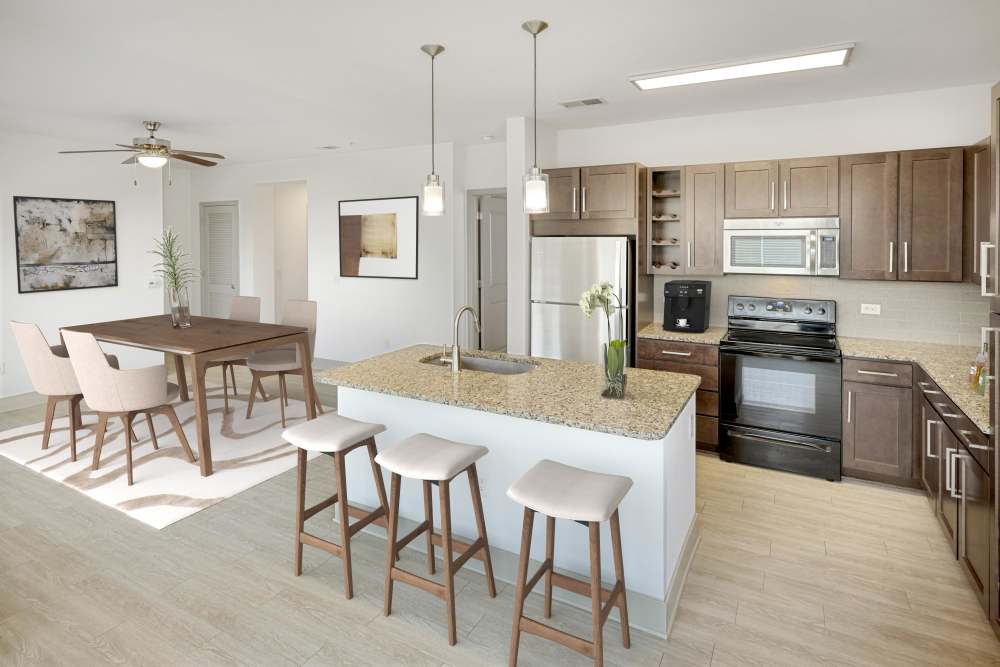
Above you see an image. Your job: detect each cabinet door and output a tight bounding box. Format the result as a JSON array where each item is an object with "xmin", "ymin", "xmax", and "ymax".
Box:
[
  {"xmin": 938, "ymin": 424, "xmax": 960, "ymax": 553},
  {"xmin": 840, "ymin": 153, "xmax": 899, "ymax": 280},
  {"xmin": 899, "ymin": 148, "xmax": 963, "ymax": 282},
  {"xmin": 919, "ymin": 396, "xmax": 942, "ymax": 500},
  {"xmin": 725, "ymin": 160, "xmax": 779, "ymax": 218},
  {"xmin": 581, "ymin": 164, "xmax": 635, "ymax": 220},
  {"xmin": 779, "ymin": 156, "xmax": 839, "ymax": 217},
  {"xmin": 958, "ymin": 452, "xmax": 991, "ymax": 612},
  {"xmin": 531, "ymin": 167, "xmax": 580, "ymax": 221},
  {"xmin": 684, "ymin": 163, "xmax": 724, "ymax": 275},
  {"xmin": 842, "ymin": 381, "xmax": 912, "ymax": 480},
  {"xmin": 964, "ymin": 142, "xmax": 991, "ymax": 285}
]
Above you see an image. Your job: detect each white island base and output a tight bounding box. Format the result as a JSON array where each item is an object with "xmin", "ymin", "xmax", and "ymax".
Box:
[{"xmin": 336, "ymin": 387, "xmax": 699, "ymax": 637}]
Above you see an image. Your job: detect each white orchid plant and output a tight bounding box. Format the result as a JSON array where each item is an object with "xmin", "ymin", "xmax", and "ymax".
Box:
[{"xmin": 579, "ymin": 281, "xmax": 627, "ymax": 396}]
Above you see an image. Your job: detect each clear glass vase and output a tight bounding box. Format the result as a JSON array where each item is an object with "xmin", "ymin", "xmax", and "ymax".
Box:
[
  {"xmin": 169, "ymin": 286, "xmax": 192, "ymax": 328},
  {"xmin": 602, "ymin": 341, "xmax": 627, "ymax": 399}
]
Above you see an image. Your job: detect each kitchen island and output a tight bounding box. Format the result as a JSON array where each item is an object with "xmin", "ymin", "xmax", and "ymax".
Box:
[{"xmin": 316, "ymin": 345, "xmax": 700, "ymax": 636}]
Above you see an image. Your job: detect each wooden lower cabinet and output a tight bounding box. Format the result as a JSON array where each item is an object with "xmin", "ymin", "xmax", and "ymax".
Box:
[
  {"xmin": 918, "ymin": 396, "xmax": 942, "ymax": 500},
  {"xmin": 841, "ymin": 380, "xmax": 912, "ymax": 482},
  {"xmin": 958, "ymin": 451, "xmax": 992, "ymax": 612},
  {"xmin": 937, "ymin": 424, "xmax": 960, "ymax": 551}
]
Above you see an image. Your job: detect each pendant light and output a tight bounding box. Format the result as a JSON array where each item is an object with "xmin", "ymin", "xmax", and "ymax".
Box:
[
  {"xmin": 522, "ymin": 20, "xmax": 549, "ymax": 214},
  {"xmin": 421, "ymin": 44, "xmax": 445, "ymax": 216}
]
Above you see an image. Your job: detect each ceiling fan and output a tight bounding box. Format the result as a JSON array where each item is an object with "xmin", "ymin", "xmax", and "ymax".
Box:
[{"xmin": 58, "ymin": 120, "xmax": 225, "ymax": 168}]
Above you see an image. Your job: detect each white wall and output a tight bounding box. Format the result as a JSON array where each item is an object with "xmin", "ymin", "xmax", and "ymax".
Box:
[
  {"xmin": 162, "ymin": 167, "xmax": 196, "ymax": 313},
  {"xmin": 273, "ymin": 181, "xmax": 309, "ymax": 321},
  {"xmin": 188, "ymin": 143, "xmax": 462, "ymax": 362},
  {"xmin": 0, "ymin": 129, "xmax": 165, "ymax": 398}
]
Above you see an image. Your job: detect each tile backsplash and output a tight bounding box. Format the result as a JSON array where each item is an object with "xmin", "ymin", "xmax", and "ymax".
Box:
[{"xmin": 653, "ymin": 275, "xmax": 989, "ymax": 347}]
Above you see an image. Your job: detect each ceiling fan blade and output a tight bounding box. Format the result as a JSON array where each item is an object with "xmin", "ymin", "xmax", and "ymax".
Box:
[
  {"xmin": 171, "ymin": 149, "xmax": 225, "ymax": 159},
  {"xmin": 59, "ymin": 149, "xmax": 137, "ymax": 154},
  {"xmin": 115, "ymin": 144, "xmax": 140, "ymax": 150},
  {"xmin": 171, "ymin": 153, "xmax": 217, "ymax": 167},
  {"xmin": 122, "ymin": 156, "xmax": 137, "ymax": 165}
]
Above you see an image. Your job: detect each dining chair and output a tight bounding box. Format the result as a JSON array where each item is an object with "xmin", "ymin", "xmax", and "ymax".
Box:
[
  {"xmin": 205, "ymin": 295, "xmax": 263, "ymax": 411},
  {"xmin": 62, "ymin": 330, "xmax": 196, "ymax": 485},
  {"xmin": 245, "ymin": 299, "xmax": 323, "ymax": 427},
  {"xmin": 9, "ymin": 321, "xmax": 122, "ymax": 462}
]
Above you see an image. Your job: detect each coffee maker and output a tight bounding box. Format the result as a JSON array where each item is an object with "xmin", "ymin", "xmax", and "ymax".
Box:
[{"xmin": 663, "ymin": 280, "xmax": 711, "ymax": 333}]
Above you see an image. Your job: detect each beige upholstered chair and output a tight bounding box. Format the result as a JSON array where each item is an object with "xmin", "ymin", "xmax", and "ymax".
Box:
[
  {"xmin": 9, "ymin": 321, "xmax": 120, "ymax": 462},
  {"xmin": 62, "ymin": 330, "xmax": 195, "ymax": 485},
  {"xmin": 205, "ymin": 295, "xmax": 262, "ymax": 411},
  {"xmin": 245, "ymin": 299, "xmax": 322, "ymax": 426}
]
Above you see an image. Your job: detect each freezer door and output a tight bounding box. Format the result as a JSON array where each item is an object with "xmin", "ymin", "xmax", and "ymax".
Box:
[
  {"xmin": 531, "ymin": 302, "xmax": 626, "ymax": 364},
  {"xmin": 530, "ymin": 236, "xmax": 628, "ymax": 306}
]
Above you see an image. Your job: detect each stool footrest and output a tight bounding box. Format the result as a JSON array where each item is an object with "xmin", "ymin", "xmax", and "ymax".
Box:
[
  {"xmin": 299, "ymin": 531, "xmax": 343, "ymax": 557},
  {"xmin": 396, "ymin": 519, "xmax": 431, "ymax": 553},
  {"xmin": 430, "ymin": 532, "xmax": 485, "ymax": 565},
  {"xmin": 303, "ymin": 493, "xmax": 338, "ymax": 520},
  {"xmin": 451, "ymin": 536, "xmax": 485, "ymax": 572},
  {"xmin": 519, "ymin": 617, "xmax": 594, "ymax": 659},
  {"xmin": 600, "ymin": 581, "xmax": 625, "ymax": 625},
  {"xmin": 348, "ymin": 505, "xmax": 386, "ymax": 537},
  {"xmin": 550, "ymin": 571, "xmax": 619, "ymax": 608},
  {"xmin": 390, "ymin": 567, "xmax": 445, "ymax": 601},
  {"xmin": 523, "ymin": 558, "xmax": 553, "ymax": 597}
]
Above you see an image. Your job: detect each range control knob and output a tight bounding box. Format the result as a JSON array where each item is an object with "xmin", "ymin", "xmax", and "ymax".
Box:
[
  {"xmin": 736, "ymin": 303, "xmax": 744, "ymax": 311},
  {"xmin": 748, "ymin": 304, "xmax": 756, "ymax": 311},
  {"xmin": 803, "ymin": 306, "xmax": 813, "ymax": 315},
  {"xmin": 766, "ymin": 304, "xmax": 774, "ymax": 311},
  {"xmin": 817, "ymin": 307, "xmax": 826, "ymax": 315}
]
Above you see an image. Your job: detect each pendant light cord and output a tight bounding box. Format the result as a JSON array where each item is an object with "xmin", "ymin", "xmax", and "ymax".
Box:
[
  {"xmin": 532, "ymin": 33, "xmax": 538, "ymax": 169},
  {"xmin": 431, "ymin": 53, "xmax": 436, "ymax": 176}
]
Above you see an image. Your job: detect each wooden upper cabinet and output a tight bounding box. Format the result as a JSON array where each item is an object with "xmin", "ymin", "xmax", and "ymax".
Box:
[
  {"xmin": 964, "ymin": 141, "xmax": 991, "ymax": 285},
  {"xmin": 581, "ymin": 163, "xmax": 636, "ymax": 220},
  {"xmin": 898, "ymin": 148, "xmax": 963, "ymax": 282},
  {"xmin": 532, "ymin": 167, "xmax": 580, "ymax": 221},
  {"xmin": 780, "ymin": 157, "xmax": 839, "ymax": 216},
  {"xmin": 725, "ymin": 160, "xmax": 778, "ymax": 218},
  {"xmin": 842, "ymin": 380, "xmax": 912, "ymax": 481},
  {"xmin": 839, "ymin": 153, "xmax": 899, "ymax": 280},
  {"xmin": 684, "ymin": 163, "xmax": 724, "ymax": 275}
]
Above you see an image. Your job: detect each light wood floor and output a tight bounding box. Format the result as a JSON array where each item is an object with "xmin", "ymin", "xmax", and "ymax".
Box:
[{"xmin": 1, "ymin": 372, "xmax": 998, "ymax": 666}]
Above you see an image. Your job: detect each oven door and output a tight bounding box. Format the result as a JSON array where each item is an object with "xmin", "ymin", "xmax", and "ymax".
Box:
[{"xmin": 720, "ymin": 346, "xmax": 842, "ymax": 441}]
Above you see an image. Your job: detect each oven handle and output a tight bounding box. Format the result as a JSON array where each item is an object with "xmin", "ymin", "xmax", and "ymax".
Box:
[
  {"xmin": 727, "ymin": 429, "xmax": 834, "ymax": 454},
  {"xmin": 721, "ymin": 347, "xmax": 841, "ymax": 363}
]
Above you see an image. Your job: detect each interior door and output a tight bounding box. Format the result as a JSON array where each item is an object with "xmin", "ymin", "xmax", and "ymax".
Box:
[
  {"xmin": 477, "ymin": 195, "xmax": 507, "ymax": 352},
  {"xmin": 684, "ymin": 163, "xmax": 724, "ymax": 275},
  {"xmin": 531, "ymin": 168, "xmax": 579, "ymax": 221},
  {"xmin": 201, "ymin": 203, "xmax": 239, "ymax": 318},
  {"xmin": 898, "ymin": 148, "xmax": 963, "ymax": 282},
  {"xmin": 958, "ymin": 451, "xmax": 991, "ymax": 612},
  {"xmin": 779, "ymin": 157, "xmax": 839, "ymax": 217},
  {"xmin": 725, "ymin": 161, "xmax": 779, "ymax": 218},
  {"xmin": 581, "ymin": 164, "xmax": 635, "ymax": 220},
  {"xmin": 839, "ymin": 153, "xmax": 899, "ymax": 280}
]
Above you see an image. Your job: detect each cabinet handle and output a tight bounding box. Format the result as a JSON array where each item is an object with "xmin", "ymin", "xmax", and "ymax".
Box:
[
  {"xmin": 783, "ymin": 180, "xmax": 789, "ymax": 210},
  {"xmin": 903, "ymin": 241, "xmax": 909, "ymax": 273},
  {"xmin": 770, "ymin": 182, "xmax": 775, "ymax": 211},
  {"xmin": 571, "ymin": 187, "xmax": 577, "ymax": 214},
  {"xmin": 948, "ymin": 450, "xmax": 964, "ymax": 500},
  {"xmin": 581, "ymin": 186, "xmax": 587, "ymax": 214},
  {"xmin": 959, "ymin": 429, "xmax": 992, "ymax": 451},
  {"xmin": 921, "ymin": 389, "xmax": 943, "ymax": 396},
  {"xmin": 926, "ymin": 419, "xmax": 940, "ymax": 460},
  {"xmin": 945, "ymin": 448, "xmax": 957, "ymax": 496},
  {"xmin": 687, "ymin": 241, "xmax": 693, "ymax": 268},
  {"xmin": 934, "ymin": 402, "xmax": 961, "ymax": 419},
  {"xmin": 856, "ymin": 369, "xmax": 898, "ymax": 378},
  {"xmin": 981, "ymin": 242, "xmax": 996, "ymax": 297},
  {"xmin": 661, "ymin": 350, "xmax": 692, "ymax": 357},
  {"xmin": 888, "ymin": 241, "xmax": 894, "ymax": 274},
  {"xmin": 846, "ymin": 390, "xmax": 853, "ymax": 424}
]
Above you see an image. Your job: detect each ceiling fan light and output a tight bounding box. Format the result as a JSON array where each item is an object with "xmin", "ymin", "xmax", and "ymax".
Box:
[
  {"xmin": 524, "ymin": 167, "xmax": 549, "ymax": 214},
  {"xmin": 137, "ymin": 153, "xmax": 168, "ymax": 168},
  {"xmin": 422, "ymin": 173, "xmax": 445, "ymax": 216}
]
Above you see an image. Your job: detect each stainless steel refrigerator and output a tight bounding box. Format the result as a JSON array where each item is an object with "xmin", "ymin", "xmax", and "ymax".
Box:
[{"xmin": 530, "ymin": 236, "xmax": 634, "ymax": 365}]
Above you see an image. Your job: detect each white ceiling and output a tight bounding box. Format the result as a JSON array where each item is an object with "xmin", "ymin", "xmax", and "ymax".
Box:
[{"xmin": 1, "ymin": 0, "xmax": 998, "ymax": 163}]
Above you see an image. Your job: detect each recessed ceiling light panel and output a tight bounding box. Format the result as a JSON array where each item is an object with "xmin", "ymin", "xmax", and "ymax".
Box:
[
  {"xmin": 630, "ymin": 43, "xmax": 854, "ymax": 91},
  {"xmin": 559, "ymin": 98, "xmax": 607, "ymax": 108}
]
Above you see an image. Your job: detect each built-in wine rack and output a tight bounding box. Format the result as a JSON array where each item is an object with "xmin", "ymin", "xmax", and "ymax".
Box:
[{"xmin": 646, "ymin": 166, "xmax": 685, "ymax": 274}]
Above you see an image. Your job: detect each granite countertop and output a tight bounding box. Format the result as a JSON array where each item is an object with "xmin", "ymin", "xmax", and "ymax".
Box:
[
  {"xmin": 316, "ymin": 345, "xmax": 700, "ymax": 441},
  {"xmin": 637, "ymin": 322, "xmax": 727, "ymax": 345},
  {"xmin": 838, "ymin": 336, "xmax": 989, "ymax": 433}
]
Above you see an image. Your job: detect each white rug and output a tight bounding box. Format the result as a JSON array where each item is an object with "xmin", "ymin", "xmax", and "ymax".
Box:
[{"xmin": 0, "ymin": 387, "xmax": 321, "ymax": 529}]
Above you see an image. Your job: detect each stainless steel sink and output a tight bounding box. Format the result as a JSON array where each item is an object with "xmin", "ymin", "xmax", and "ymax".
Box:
[{"xmin": 420, "ymin": 354, "xmax": 536, "ymax": 375}]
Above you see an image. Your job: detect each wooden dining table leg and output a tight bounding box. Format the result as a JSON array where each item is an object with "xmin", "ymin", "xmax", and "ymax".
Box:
[
  {"xmin": 190, "ymin": 353, "xmax": 214, "ymax": 476},
  {"xmin": 173, "ymin": 354, "xmax": 190, "ymax": 401},
  {"xmin": 295, "ymin": 333, "xmax": 318, "ymax": 421}
]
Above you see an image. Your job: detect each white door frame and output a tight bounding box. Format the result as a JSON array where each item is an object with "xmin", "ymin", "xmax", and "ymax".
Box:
[
  {"xmin": 199, "ymin": 201, "xmax": 240, "ymax": 317},
  {"xmin": 466, "ymin": 188, "xmax": 506, "ymax": 349}
]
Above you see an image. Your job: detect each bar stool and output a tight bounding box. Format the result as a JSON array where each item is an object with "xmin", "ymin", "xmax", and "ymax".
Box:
[
  {"xmin": 506, "ymin": 459, "xmax": 633, "ymax": 667},
  {"xmin": 285, "ymin": 413, "xmax": 390, "ymax": 599},
  {"xmin": 376, "ymin": 433, "xmax": 497, "ymax": 646}
]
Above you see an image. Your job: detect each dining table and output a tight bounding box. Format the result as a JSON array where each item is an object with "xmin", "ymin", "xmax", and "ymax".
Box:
[{"xmin": 61, "ymin": 314, "xmax": 318, "ymax": 476}]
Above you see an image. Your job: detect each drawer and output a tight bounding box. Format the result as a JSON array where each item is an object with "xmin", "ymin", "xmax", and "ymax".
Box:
[
  {"xmin": 696, "ymin": 415, "xmax": 719, "ymax": 450},
  {"xmin": 637, "ymin": 358, "xmax": 718, "ymax": 391},
  {"xmin": 637, "ymin": 338, "xmax": 718, "ymax": 366},
  {"xmin": 916, "ymin": 373, "xmax": 991, "ymax": 473},
  {"xmin": 843, "ymin": 359, "xmax": 913, "ymax": 387},
  {"xmin": 696, "ymin": 389, "xmax": 719, "ymax": 417}
]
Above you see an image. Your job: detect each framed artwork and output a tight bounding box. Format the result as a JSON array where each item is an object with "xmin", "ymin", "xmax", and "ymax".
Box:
[
  {"xmin": 338, "ymin": 196, "xmax": 418, "ymax": 279},
  {"xmin": 13, "ymin": 196, "xmax": 118, "ymax": 293}
]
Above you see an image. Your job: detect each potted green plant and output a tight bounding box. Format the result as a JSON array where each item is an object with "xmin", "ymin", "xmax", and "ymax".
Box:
[
  {"xmin": 151, "ymin": 228, "xmax": 196, "ymax": 328},
  {"xmin": 579, "ymin": 281, "xmax": 627, "ymax": 398}
]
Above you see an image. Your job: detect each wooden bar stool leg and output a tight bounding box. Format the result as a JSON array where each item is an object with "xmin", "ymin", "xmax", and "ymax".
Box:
[
  {"xmin": 422, "ymin": 480, "xmax": 435, "ymax": 575},
  {"xmin": 509, "ymin": 507, "xmax": 535, "ymax": 667},
  {"xmin": 544, "ymin": 515, "xmax": 555, "ymax": 618},
  {"xmin": 367, "ymin": 440, "xmax": 389, "ymax": 515},
  {"xmin": 92, "ymin": 413, "xmax": 108, "ymax": 470},
  {"xmin": 384, "ymin": 473, "xmax": 402, "ymax": 616},
  {"xmin": 294, "ymin": 448, "xmax": 307, "ymax": 576},
  {"xmin": 467, "ymin": 464, "xmax": 497, "ymax": 597},
  {"xmin": 588, "ymin": 521, "xmax": 603, "ymax": 667},
  {"xmin": 439, "ymin": 479, "xmax": 457, "ymax": 646},
  {"xmin": 610, "ymin": 510, "xmax": 630, "ymax": 648},
  {"xmin": 334, "ymin": 451, "xmax": 353, "ymax": 599}
]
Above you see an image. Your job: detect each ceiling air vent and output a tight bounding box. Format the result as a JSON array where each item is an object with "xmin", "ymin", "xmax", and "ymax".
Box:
[{"xmin": 559, "ymin": 97, "xmax": 607, "ymax": 108}]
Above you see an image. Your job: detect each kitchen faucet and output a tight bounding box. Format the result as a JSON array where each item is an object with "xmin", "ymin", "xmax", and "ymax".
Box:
[{"xmin": 452, "ymin": 305, "xmax": 481, "ymax": 372}]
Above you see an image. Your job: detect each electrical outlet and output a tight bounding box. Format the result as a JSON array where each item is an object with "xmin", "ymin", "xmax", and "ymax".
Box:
[{"xmin": 860, "ymin": 303, "xmax": 881, "ymax": 315}]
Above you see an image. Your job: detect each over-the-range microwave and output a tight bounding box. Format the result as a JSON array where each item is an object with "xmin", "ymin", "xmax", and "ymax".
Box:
[{"xmin": 723, "ymin": 217, "xmax": 840, "ymax": 276}]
